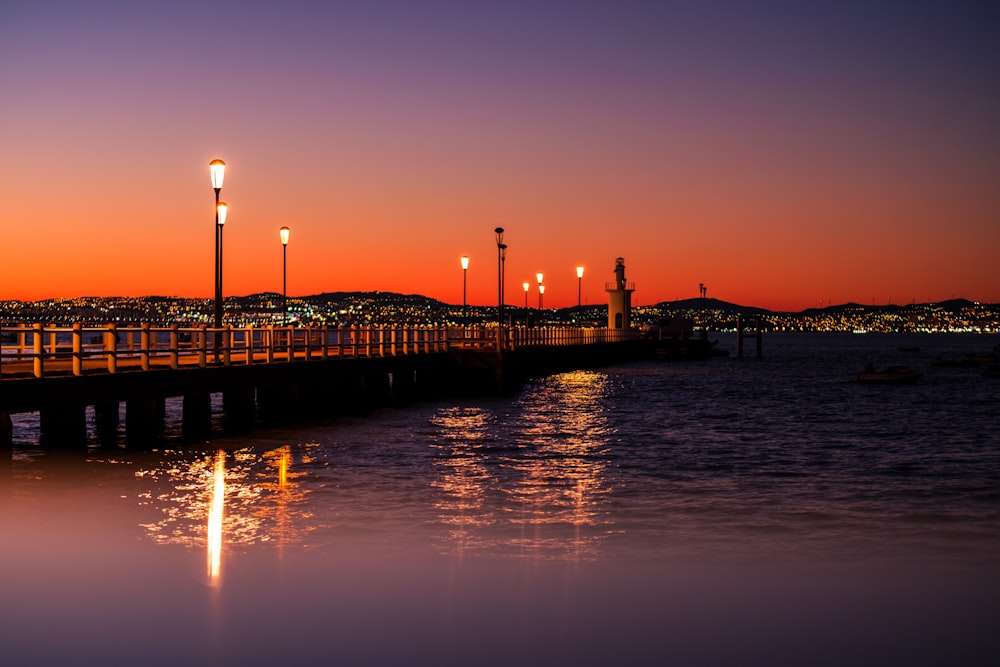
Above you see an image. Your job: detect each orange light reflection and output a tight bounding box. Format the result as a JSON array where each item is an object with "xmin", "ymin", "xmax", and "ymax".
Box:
[{"xmin": 207, "ymin": 450, "xmax": 225, "ymax": 586}]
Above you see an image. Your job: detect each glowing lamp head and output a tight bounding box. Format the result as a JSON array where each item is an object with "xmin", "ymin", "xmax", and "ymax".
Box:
[
  {"xmin": 539, "ymin": 285, "xmax": 545, "ymax": 294},
  {"xmin": 216, "ymin": 202, "xmax": 228, "ymax": 226},
  {"xmin": 461, "ymin": 256, "xmax": 469, "ymax": 270},
  {"xmin": 523, "ymin": 282, "xmax": 530, "ymax": 292},
  {"xmin": 280, "ymin": 226, "xmax": 290, "ymax": 246},
  {"xmin": 536, "ymin": 272, "xmax": 543, "ymax": 285},
  {"xmin": 209, "ymin": 159, "xmax": 226, "ymax": 190},
  {"xmin": 577, "ymin": 266, "xmax": 584, "ymax": 279}
]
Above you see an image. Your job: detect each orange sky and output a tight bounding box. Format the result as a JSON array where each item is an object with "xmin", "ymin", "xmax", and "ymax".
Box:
[{"xmin": 1, "ymin": 1, "xmax": 997, "ymax": 311}]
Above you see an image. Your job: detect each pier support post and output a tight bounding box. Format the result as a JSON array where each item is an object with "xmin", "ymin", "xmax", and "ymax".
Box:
[
  {"xmin": 223, "ymin": 384, "xmax": 256, "ymax": 432},
  {"xmin": 258, "ymin": 383, "xmax": 300, "ymax": 425},
  {"xmin": 93, "ymin": 400, "xmax": 120, "ymax": 445},
  {"xmin": 182, "ymin": 392, "xmax": 213, "ymax": 442},
  {"xmin": 125, "ymin": 395, "xmax": 164, "ymax": 449},
  {"xmin": 1, "ymin": 410, "xmax": 12, "ymax": 450},
  {"xmin": 1, "ymin": 412, "xmax": 10, "ymax": 498},
  {"xmin": 40, "ymin": 403, "xmax": 88, "ymax": 449}
]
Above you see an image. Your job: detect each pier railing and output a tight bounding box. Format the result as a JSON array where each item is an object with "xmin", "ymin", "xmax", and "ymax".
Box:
[{"xmin": 0, "ymin": 323, "xmax": 640, "ymax": 379}]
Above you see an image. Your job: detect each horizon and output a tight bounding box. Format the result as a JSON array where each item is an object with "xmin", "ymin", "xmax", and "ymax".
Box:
[
  {"xmin": 1, "ymin": 290, "xmax": 994, "ymax": 316},
  {"xmin": 2, "ymin": 1, "xmax": 998, "ymax": 311}
]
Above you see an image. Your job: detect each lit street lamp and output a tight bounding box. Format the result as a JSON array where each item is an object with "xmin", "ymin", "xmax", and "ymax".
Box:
[
  {"xmin": 576, "ymin": 265, "xmax": 584, "ymax": 314},
  {"xmin": 217, "ymin": 201, "xmax": 228, "ymax": 325},
  {"xmin": 280, "ymin": 226, "xmax": 290, "ymax": 323},
  {"xmin": 523, "ymin": 281, "xmax": 530, "ymax": 313},
  {"xmin": 461, "ymin": 256, "xmax": 469, "ymax": 323},
  {"xmin": 210, "ymin": 159, "xmax": 226, "ymax": 328},
  {"xmin": 535, "ymin": 273, "xmax": 543, "ymax": 319}
]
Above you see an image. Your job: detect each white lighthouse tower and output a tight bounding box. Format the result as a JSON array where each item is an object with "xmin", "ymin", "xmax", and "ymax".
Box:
[{"xmin": 605, "ymin": 257, "xmax": 634, "ymax": 329}]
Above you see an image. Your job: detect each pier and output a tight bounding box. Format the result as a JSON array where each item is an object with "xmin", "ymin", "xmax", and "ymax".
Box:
[{"xmin": 1, "ymin": 323, "xmax": 649, "ymax": 450}]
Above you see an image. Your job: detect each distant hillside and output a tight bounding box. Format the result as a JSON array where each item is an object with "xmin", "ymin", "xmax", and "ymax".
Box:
[
  {"xmin": 302, "ymin": 291, "xmax": 448, "ymax": 309},
  {"xmin": 653, "ymin": 297, "xmax": 771, "ymax": 316},
  {"xmin": 798, "ymin": 298, "xmax": 979, "ymax": 317}
]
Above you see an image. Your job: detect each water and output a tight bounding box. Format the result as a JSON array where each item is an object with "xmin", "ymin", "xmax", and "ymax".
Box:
[{"xmin": 2, "ymin": 333, "xmax": 999, "ymax": 665}]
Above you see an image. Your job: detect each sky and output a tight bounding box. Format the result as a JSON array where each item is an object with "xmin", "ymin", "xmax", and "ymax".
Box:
[{"xmin": 1, "ymin": 0, "xmax": 998, "ymax": 311}]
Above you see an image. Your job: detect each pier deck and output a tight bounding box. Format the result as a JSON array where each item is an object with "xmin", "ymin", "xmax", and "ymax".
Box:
[{"xmin": 2, "ymin": 323, "xmax": 648, "ymax": 449}]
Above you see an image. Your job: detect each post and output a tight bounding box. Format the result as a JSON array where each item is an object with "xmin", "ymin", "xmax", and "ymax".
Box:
[
  {"xmin": 461, "ymin": 256, "xmax": 469, "ymax": 324},
  {"xmin": 198, "ymin": 324, "xmax": 208, "ymax": 368},
  {"xmin": 32, "ymin": 323, "xmax": 43, "ymax": 378},
  {"xmin": 223, "ymin": 326, "xmax": 232, "ymax": 366},
  {"xmin": 245, "ymin": 326, "xmax": 255, "ymax": 365},
  {"xmin": 215, "ymin": 189, "xmax": 221, "ymax": 329},
  {"xmin": 72, "ymin": 322, "xmax": 83, "ymax": 376},
  {"xmin": 140, "ymin": 323, "xmax": 151, "ymax": 371},
  {"xmin": 169, "ymin": 325, "xmax": 179, "ymax": 369},
  {"xmin": 106, "ymin": 323, "xmax": 118, "ymax": 373},
  {"xmin": 576, "ymin": 265, "xmax": 584, "ymax": 322},
  {"xmin": 495, "ymin": 228, "xmax": 505, "ymax": 353}
]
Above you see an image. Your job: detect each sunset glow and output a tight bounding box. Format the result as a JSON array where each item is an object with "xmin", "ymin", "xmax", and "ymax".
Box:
[{"xmin": 1, "ymin": 1, "xmax": 997, "ymax": 310}]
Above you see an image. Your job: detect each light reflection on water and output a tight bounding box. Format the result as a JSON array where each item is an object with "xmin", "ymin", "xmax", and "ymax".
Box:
[
  {"xmin": 131, "ymin": 444, "xmax": 313, "ymax": 591},
  {"xmin": 429, "ymin": 370, "xmax": 615, "ymax": 563},
  {"xmin": 207, "ymin": 450, "xmax": 224, "ymax": 585}
]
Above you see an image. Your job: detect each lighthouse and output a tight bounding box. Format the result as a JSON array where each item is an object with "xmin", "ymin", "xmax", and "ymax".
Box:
[{"xmin": 605, "ymin": 257, "xmax": 634, "ymax": 329}]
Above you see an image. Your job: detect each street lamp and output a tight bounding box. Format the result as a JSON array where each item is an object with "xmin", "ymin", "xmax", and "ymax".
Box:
[
  {"xmin": 494, "ymin": 228, "xmax": 505, "ymax": 334},
  {"xmin": 535, "ymin": 273, "xmax": 543, "ymax": 319},
  {"xmin": 523, "ymin": 281, "xmax": 530, "ymax": 313},
  {"xmin": 576, "ymin": 265, "xmax": 584, "ymax": 314},
  {"xmin": 280, "ymin": 226, "xmax": 290, "ymax": 323},
  {"xmin": 461, "ymin": 256, "xmax": 469, "ymax": 323},
  {"xmin": 210, "ymin": 159, "xmax": 226, "ymax": 328},
  {"xmin": 217, "ymin": 201, "xmax": 228, "ymax": 326}
]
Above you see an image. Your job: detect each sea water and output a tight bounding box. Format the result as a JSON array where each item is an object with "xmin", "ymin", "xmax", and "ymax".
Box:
[{"xmin": 2, "ymin": 333, "xmax": 998, "ymax": 665}]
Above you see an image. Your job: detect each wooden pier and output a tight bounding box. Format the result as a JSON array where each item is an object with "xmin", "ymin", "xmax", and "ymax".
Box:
[{"xmin": 1, "ymin": 323, "xmax": 648, "ymax": 450}]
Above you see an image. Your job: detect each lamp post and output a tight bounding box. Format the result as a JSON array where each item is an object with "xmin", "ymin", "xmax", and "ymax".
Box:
[
  {"xmin": 461, "ymin": 256, "xmax": 469, "ymax": 323},
  {"xmin": 210, "ymin": 159, "xmax": 226, "ymax": 328},
  {"xmin": 576, "ymin": 265, "xmax": 584, "ymax": 315},
  {"xmin": 494, "ymin": 228, "xmax": 505, "ymax": 338},
  {"xmin": 217, "ymin": 201, "xmax": 228, "ymax": 327},
  {"xmin": 523, "ymin": 281, "xmax": 530, "ymax": 313},
  {"xmin": 500, "ymin": 245, "xmax": 507, "ymax": 323},
  {"xmin": 535, "ymin": 272, "xmax": 543, "ymax": 317},
  {"xmin": 280, "ymin": 226, "xmax": 290, "ymax": 323}
]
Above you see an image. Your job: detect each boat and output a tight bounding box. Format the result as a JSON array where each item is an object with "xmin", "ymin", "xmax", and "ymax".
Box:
[{"xmin": 857, "ymin": 365, "xmax": 922, "ymax": 384}]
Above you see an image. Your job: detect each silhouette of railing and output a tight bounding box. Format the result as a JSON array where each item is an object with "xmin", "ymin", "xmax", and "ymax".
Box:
[{"xmin": 0, "ymin": 323, "xmax": 640, "ymax": 379}]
